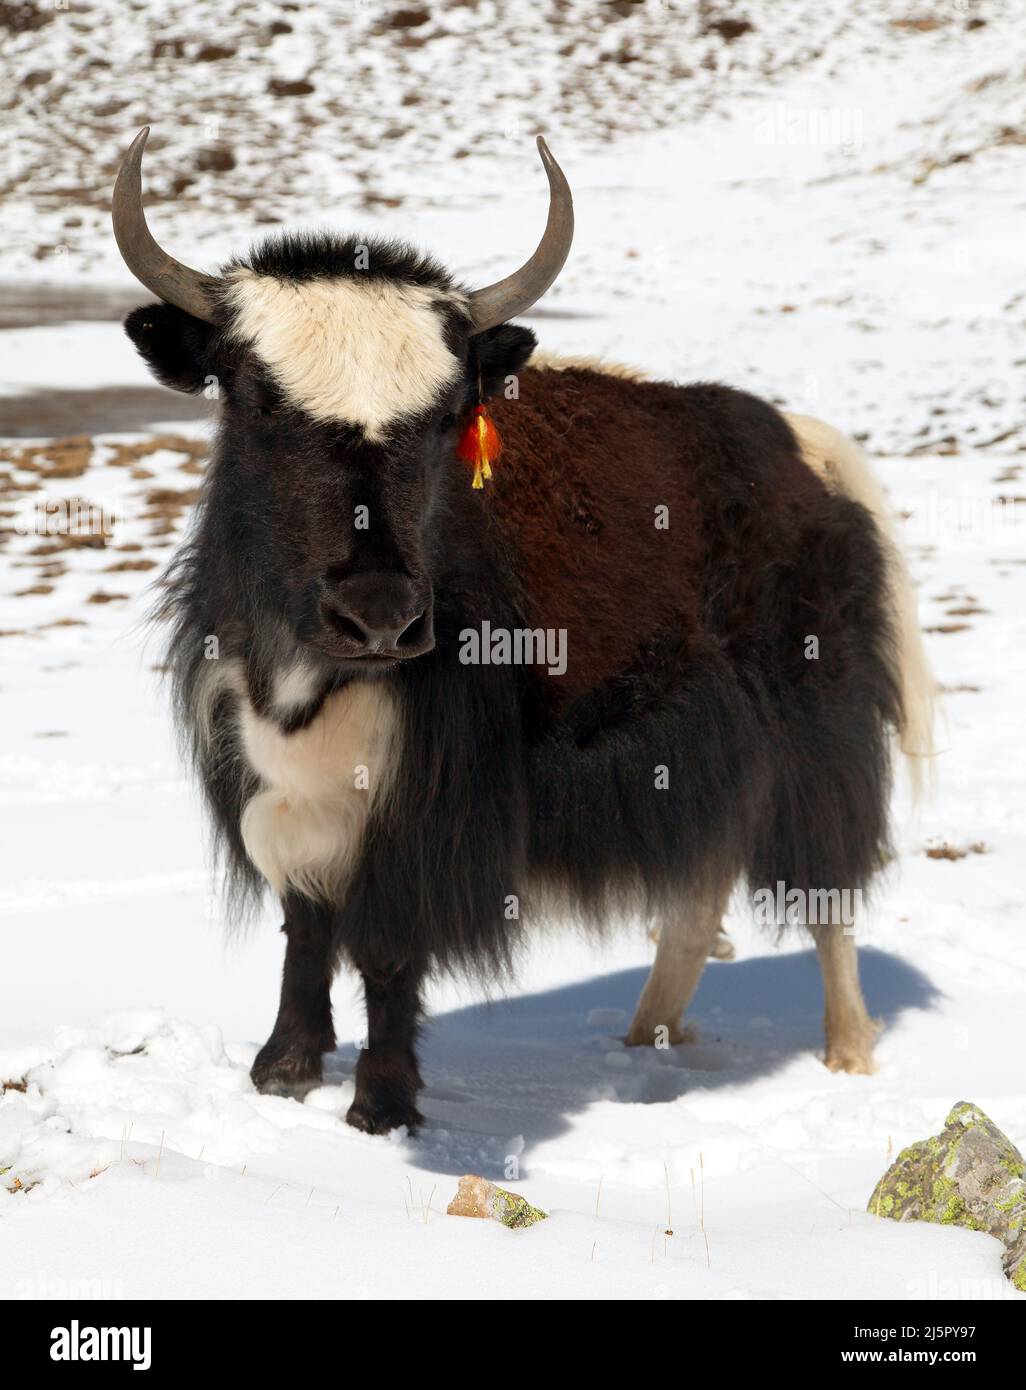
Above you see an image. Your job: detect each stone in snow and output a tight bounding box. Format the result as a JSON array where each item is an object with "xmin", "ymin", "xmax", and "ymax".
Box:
[
  {"xmin": 869, "ymin": 1101, "xmax": 1026, "ymax": 1292},
  {"xmin": 447, "ymin": 1174, "xmax": 549, "ymax": 1229}
]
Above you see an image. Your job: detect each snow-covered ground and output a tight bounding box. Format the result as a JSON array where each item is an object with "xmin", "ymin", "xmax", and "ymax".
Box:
[{"xmin": 1, "ymin": 1, "xmax": 1024, "ymax": 1300}]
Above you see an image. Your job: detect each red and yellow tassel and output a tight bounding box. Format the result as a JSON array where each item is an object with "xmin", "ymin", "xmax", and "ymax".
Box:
[{"xmin": 456, "ymin": 404, "xmax": 502, "ymax": 489}]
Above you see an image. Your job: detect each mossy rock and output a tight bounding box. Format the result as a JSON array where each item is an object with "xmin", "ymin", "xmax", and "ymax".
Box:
[
  {"xmin": 869, "ymin": 1101, "xmax": 1026, "ymax": 1291},
  {"xmin": 447, "ymin": 1174, "xmax": 548, "ymax": 1229}
]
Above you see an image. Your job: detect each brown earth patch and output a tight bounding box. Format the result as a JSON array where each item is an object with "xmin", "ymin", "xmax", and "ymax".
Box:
[
  {"xmin": 926, "ymin": 842, "xmax": 988, "ymax": 861},
  {"xmin": 891, "ymin": 16, "xmax": 949, "ymax": 32},
  {"xmin": 107, "ymin": 435, "xmax": 207, "ymax": 469},
  {"xmin": 28, "ymin": 533, "xmax": 108, "ymax": 555},
  {"xmin": 1, "ymin": 435, "xmax": 94, "ymax": 478}
]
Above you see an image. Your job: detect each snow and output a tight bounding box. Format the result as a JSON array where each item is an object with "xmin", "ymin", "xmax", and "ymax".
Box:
[{"xmin": 2, "ymin": 1, "xmax": 1025, "ymax": 1300}]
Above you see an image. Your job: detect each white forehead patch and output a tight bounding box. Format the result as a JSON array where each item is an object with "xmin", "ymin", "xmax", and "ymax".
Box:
[{"xmin": 225, "ymin": 269, "xmax": 466, "ymax": 441}]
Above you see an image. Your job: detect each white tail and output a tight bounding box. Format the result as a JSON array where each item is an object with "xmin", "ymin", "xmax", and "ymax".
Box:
[{"xmin": 785, "ymin": 414, "xmax": 935, "ymax": 800}]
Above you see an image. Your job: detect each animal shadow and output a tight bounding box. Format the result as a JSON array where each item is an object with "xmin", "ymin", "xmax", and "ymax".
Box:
[{"xmin": 323, "ymin": 946, "xmax": 939, "ymax": 1178}]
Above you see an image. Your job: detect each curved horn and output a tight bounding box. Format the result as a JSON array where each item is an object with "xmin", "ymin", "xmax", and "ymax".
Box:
[
  {"xmin": 467, "ymin": 137, "xmax": 574, "ymax": 333},
  {"xmin": 112, "ymin": 127, "xmax": 221, "ymax": 323}
]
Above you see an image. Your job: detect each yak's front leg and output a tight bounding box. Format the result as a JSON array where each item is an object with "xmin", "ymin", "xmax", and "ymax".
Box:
[
  {"xmin": 251, "ymin": 894, "xmax": 336, "ymax": 1098},
  {"xmin": 346, "ymin": 960, "xmax": 425, "ymax": 1136}
]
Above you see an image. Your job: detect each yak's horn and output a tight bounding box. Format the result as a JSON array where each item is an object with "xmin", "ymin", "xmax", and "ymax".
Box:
[
  {"xmin": 112, "ymin": 127, "xmax": 221, "ymax": 323},
  {"xmin": 467, "ymin": 137, "xmax": 574, "ymax": 333}
]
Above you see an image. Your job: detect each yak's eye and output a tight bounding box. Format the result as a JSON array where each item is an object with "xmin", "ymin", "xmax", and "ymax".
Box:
[
  {"xmin": 438, "ymin": 412, "xmax": 456, "ymax": 431},
  {"xmin": 254, "ymin": 404, "xmax": 274, "ymax": 420}
]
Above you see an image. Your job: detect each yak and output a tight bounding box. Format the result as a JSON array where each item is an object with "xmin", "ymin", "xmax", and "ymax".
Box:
[{"xmin": 113, "ymin": 127, "xmax": 933, "ymax": 1135}]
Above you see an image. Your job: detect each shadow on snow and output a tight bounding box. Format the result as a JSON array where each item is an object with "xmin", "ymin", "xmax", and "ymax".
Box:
[{"xmin": 321, "ymin": 945, "xmax": 941, "ymax": 1178}]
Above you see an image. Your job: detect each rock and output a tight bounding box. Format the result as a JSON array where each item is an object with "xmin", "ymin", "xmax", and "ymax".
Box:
[
  {"xmin": 196, "ymin": 44, "xmax": 236, "ymax": 62},
  {"xmin": 268, "ymin": 78, "xmax": 315, "ymax": 97},
  {"xmin": 196, "ymin": 146, "xmax": 236, "ymax": 173},
  {"xmin": 868, "ymin": 1101, "xmax": 1026, "ymax": 1292},
  {"xmin": 387, "ymin": 7, "xmax": 431, "ymax": 29},
  {"xmin": 447, "ymin": 1174, "xmax": 548, "ymax": 1229},
  {"xmin": 0, "ymin": 1, "xmax": 53, "ymax": 35},
  {"xmin": 92, "ymin": 98, "xmax": 132, "ymax": 117},
  {"xmin": 704, "ymin": 18, "xmax": 755, "ymax": 43}
]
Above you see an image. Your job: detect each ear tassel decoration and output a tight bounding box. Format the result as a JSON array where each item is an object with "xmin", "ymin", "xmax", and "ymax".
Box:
[{"xmin": 456, "ymin": 404, "xmax": 502, "ymax": 489}]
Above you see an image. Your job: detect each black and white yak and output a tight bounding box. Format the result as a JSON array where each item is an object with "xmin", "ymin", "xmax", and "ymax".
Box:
[{"xmin": 113, "ymin": 128, "xmax": 933, "ymax": 1135}]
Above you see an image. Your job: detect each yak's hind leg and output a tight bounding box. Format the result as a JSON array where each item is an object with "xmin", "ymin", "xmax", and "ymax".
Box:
[
  {"xmin": 251, "ymin": 894, "xmax": 336, "ymax": 1098},
  {"xmin": 626, "ymin": 877, "xmax": 734, "ymax": 1046},
  {"xmin": 810, "ymin": 922, "xmax": 879, "ymax": 1075}
]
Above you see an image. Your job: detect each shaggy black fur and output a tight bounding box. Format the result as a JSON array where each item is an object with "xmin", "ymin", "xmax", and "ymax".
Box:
[{"xmin": 126, "ymin": 232, "xmax": 903, "ymax": 1132}]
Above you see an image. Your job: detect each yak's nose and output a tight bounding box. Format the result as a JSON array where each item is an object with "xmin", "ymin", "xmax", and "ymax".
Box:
[{"xmin": 320, "ymin": 571, "xmax": 434, "ymax": 658}]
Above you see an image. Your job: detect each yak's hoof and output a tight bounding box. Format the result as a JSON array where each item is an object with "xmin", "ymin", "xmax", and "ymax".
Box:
[
  {"xmin": 346, "ymin": 1094, "xmax": 422, "ymax": 1136},
  {"xmin": 251, "ymin": 1044, "xmax": 325, "ymax": 1100},
  {"xmin": 256, "ymin": 1074, "xmax": 322, "ymax": 1100},
  {"xmin": 823, "ymin": 1044, "xmax": 877, "ymax": 1076},
  {"xmin": 823, "ymin": 1019, "xmax": 880, "ymax": 1075}
]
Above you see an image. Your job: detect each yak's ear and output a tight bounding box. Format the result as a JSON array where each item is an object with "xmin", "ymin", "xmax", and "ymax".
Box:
[
  {"xmin": 472, "ymin": 323, "xmax": 537, "ymax": 401},
  {"xmin": 124, "ymin": 303, "xmax": 218, "ymax": 395}
]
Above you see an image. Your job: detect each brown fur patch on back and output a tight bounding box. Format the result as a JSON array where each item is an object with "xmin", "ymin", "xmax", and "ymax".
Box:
[{"xmin": 488, "ymin": 364, "xmax": 704, "ymax": 703}]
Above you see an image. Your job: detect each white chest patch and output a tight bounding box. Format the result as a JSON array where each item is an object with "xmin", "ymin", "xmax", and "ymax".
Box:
[
  {"xmin": 236, "ymin": 679, "xmax": 401, "ymax": 902},
  {"xmin": 225, "ymin": 269, "xmax": 466, "ymax": 441}
]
